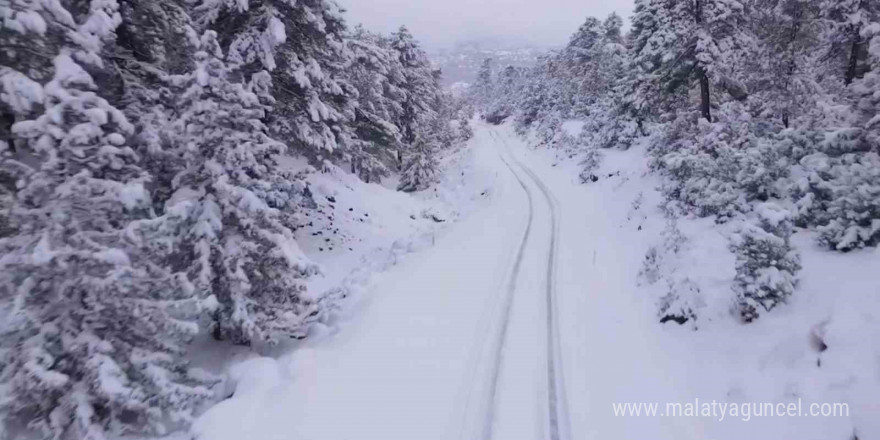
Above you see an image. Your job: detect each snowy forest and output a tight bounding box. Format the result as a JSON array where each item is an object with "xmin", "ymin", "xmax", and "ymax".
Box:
[
  {"xmin": 2, "ymin": 0, "xmax": 880, "ymax": 439},
  {"xmin": 0, "ymin": 1, "xmax": 469, "ymax": 438},
  {"xmin": 471, "ymin": 0, "xmax": 879, "ymax": 323}
]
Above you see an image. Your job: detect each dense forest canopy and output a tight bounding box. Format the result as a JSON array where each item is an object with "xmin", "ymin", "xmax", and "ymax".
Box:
[{"xmin": 0, "ymin": 1, "xmax": 469, "ymax": 438}]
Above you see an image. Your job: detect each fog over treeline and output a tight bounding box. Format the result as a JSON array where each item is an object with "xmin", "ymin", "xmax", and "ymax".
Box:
[{"xmin": 336, "ymin": 0, "xmax": 635, "ymax": 49}]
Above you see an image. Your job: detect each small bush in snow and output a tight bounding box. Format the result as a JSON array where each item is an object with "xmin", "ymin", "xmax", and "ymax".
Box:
[
  {"xmin": 578, "ymin": 146, "xmax": 603, "ymax": 183},
  {"xmin": 398, "ymin": 141, "xmax": 438, "ymax": 192},
  {"xmin": 639, "ymin": 220, "xmax": 700, "ymax": 327},
  {"xmin": 457, "ymin": 118, "xmax": 475, "ymax": 143},
  {"xmin": 658, "ymin": 279, "xmax": 701, "ymax": 326},
  {"xmin": 731, "ymin": 204, "xmax": 801, "ymax": 322},
  {"xmin": 580, "ymin": 96, "xmax": 641, "ymax": 150}
]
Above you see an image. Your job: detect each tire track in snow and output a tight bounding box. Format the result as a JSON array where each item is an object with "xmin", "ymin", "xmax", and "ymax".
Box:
[
  {"xmin": 497, "ymin": 129, "xmax": 572, "ymax": 440},
  {"xmin": 475, "ymin": 129, "xmax": 535, "ymax": 440}
]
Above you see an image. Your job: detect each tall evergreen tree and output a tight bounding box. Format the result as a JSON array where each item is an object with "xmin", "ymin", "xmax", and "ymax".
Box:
[
  {"xmin": 473, "ymin": 57, "xmax": 495, "ymax": 106},
  {"xmin": 344, "ymin": 26, "xmax": 406, "ymax": 181},
  {"xmin": 193, "ymin": 0, "xmax": 356, "ymax": 163},
  {"xmin": 392, "ymin": 26, "xmax": 440, "ymax": 146},
  {"xmin": 0, "ymin": 2, "xmax": 213, "ymax": 438},
  {"xmin": 749, "ymin": 0, "xmax": 822, "ymax": 127},
  {"xmin": 628, "ymin": 0, "xmax": 751, "ymax": 121},
  {"xmin": 820, "ymin": 0, "xmax": 878, "ymax": 85},
  {"xmin": 163, "ymin": 31, "xmax": 319, "ymax": 345}
]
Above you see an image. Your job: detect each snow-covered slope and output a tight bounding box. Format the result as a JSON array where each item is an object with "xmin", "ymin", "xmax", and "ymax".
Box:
[
  {"xmin": 186, "ymin": 122, "xmax": 877, "ymax": 440},
  {"xmin": 189, "ymin": 125, "xmax": 513, "ymax": 440},
  {"xmin": 526, "ymin": 120, "xmax": 880, "ymax": 440}
]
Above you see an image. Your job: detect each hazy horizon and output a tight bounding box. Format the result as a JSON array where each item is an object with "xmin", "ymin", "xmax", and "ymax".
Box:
[{"xmin": 335, "ymin": 0, "xmax": 635, "ymax": 50}]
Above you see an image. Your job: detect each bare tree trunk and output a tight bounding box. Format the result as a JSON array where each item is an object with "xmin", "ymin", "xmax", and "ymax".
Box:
[
  {"xmin": 694, "ymin": 0, "xmax": 711, "ymax": 121},
  {"xmin": 699, "ymin": 71, "xmax": 712, "ymax": 122},
  {"xmin": 844, "ymin": 33, "xmax": 865, "ymax": 86},
  {"xmin": 781, "ymin": 6, "xmax": 802, "ymax": 127},
  {"xmin": 844, "ymin": 0, "xmax": 866, "ymax": 86}
]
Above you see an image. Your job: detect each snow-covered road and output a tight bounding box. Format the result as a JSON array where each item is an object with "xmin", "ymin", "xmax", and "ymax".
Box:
[
  {"xmin": 467, "ymin": 128, "xmax": 570, "ymax": 440},
  {"xmin": 193, "ymin": 122, "xmax": 698, "ymax": 440}
]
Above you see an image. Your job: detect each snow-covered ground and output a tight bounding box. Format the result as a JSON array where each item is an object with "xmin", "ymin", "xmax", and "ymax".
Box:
[
  {"xmin": 189, "ymin": 122, "xmax": 878, "ymax": 440},
  {"xmin": 524, "ymin": 120, "xmax": 880, "ymax": 440}
]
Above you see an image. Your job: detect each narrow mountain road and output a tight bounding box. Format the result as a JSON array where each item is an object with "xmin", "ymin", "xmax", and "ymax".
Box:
[
  {"xmin": 193, "ymin": 122, "xmax": 699, "ymax": 440},
  {"xmin": 469, "ymin": 128, "xmax": 571, "ymax": 440}
]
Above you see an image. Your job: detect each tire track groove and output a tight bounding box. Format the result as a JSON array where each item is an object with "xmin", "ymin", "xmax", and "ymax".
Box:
[
  {"xmin": 472, "ymin": 128, "xmax": 571, "ymax": 440},
  {"xmin": 476, "ymin": 130, "xmax": 535, "ymax": 440},
  {"xmin": 501, "ymin": 131, "xmax": 571, "ymax": 440}
]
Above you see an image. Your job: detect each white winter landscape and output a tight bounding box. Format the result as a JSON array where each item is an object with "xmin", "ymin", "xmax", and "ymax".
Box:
[{"xmin": 1, "ymin": 1, "xmax": 879, "ymax": 440}]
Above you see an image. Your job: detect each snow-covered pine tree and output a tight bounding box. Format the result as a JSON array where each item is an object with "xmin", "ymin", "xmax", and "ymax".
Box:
[
  {"xmin": 628, "ymin": 0, "xmax": 752, "ymax": 121},
  {"xmin": 344, "ymin": 26, "xmax": 406, "ymax": 182},
  {"xmin": 391, "ymin": 26, "xmax": 443, "ymax": 171},
  {"xmin": 732, "ymin": 203, "xmax": 801, "ymax": 322},
  {"xmin": 0, "ymin": 2, "xmax": 214, "ymax": 438},
  {"xmin": 193, "ymin": 0, "xmax": 356, "ymax": 165},
  {"xmin": 163, "ymin": 30, "xmax": 320, "ymax": 345},
  {"xmin": 819, "ymin": 0, "xmax": 878, "ymax": 85},
  {"xmin": 748, "ymin": 0, "xmax": 822, "ymax": 128},
  {"xmin": 472, "ymin": 57, "xmax": 495, "ymax": 108},
  {"xmin": 484, "ymin": 64, "xmax": 520, "ymax": 123},
  {"xmin": 623, "ymin": 0, "xmax": 687, "ymax": 121},
  {"xmin": 513, "ymin": 57, "xmax": 554, "ymax": 130},
  {"xmin": 112, "ymin": 0, "xmax": 199, "ymax": 208},
  {"xmin": 560, "ymin": 14, "xmax": 631, "ymax": 150},
  {"xmin": 397, "ymin": 138, "xmax": 438, "ymax": 192},
  {"xmin": 557, "ymin": 16, "xmax": 604, "ymax": 116}
]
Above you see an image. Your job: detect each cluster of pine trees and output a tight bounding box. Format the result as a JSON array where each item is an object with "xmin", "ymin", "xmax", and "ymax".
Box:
[
  {"xmin": 472, "ymin": 0, "xmax": 879, "ymax": 323},
  {"xmin": 0, "ymin": 1, "xmax": 464, "ymax": 438}
]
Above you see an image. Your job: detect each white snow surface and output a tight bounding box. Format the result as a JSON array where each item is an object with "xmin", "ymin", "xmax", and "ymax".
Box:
[{"xmin": 189, "ymin": 122, "xmax": 879, "ymax": 440}]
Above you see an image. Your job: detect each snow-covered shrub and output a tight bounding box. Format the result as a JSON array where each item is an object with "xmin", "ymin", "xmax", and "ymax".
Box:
[
  {"xmin": 731, "ymin": 203, "xmax": 801, "ymax": 322},
  {"xmin": 796, "ymin": 152, "xmax": 880, "ymax": 251},
  {"xmin": 580, "ymin": 95, "xmax": 641, "ymax": 150},
  {"xmin": 786, "ymin": 64, "xmax": 880, "ymax": 252},
  {"xmin": 397, "ymin": 140, "xmax": 438, "ymax": 192},
  {"xmin": 657, "ymin": 279, "xmax": 701, "ymax": 326},
  {"xmin": 653, "ymin": 105, "xmax": 790, "ymax": 220},
  {"xmin": 802, "ymin": 37, "xmax": 880, "ymax": 251},
  {"xmin": 649, "ymin": 107, "xmax": 802, "ymax": 323},
  {"xmin": 578, "ymin": 146, "xmax": 603, "ymax": 183},
  {"xmin": 552, "ymin": 131, "xmax": 580, "ymax": 155},
  {"xmin": 458, "ymin": 118, "xmax": 474, "ymax": 143},
  {"xmin": 638, "ymin": 220, "xmax": 698, "ymax": 326},
  {"xmin": 534, "ymin": 111, "xmax": 565, "ymax": 146}
]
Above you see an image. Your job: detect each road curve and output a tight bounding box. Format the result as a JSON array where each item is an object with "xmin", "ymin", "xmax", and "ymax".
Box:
[{"xmin": 470, "ymin": 127, "xmax": 571, "ymax": 440}]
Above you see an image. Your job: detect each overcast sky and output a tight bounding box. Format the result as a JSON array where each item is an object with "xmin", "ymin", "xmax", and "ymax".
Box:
[{"xmin": 335, "ymin": 0, "xmax": 635, "ymax": 50}]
